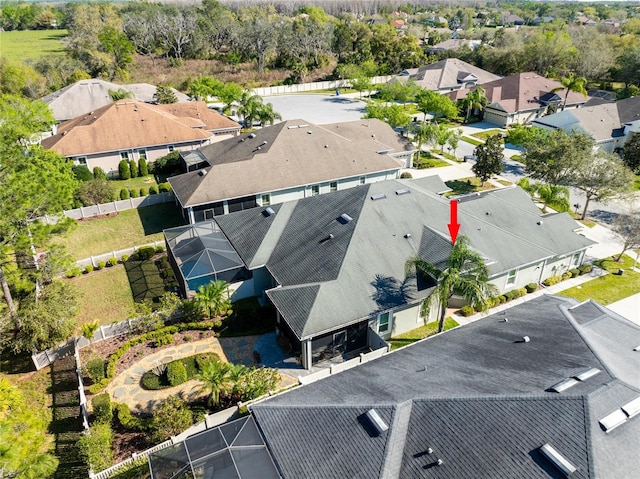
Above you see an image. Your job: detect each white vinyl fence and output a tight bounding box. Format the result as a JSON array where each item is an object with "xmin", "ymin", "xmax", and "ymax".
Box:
[
  {"xmin": 75, "ymin": 240, "xmax": 165, "ymax": 269},
  {"xmin": 251, "ymin": 75, "xmax": 393, "ymax": 97}
]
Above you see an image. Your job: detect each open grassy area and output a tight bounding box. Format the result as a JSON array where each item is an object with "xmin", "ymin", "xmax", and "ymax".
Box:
[
  {"xmin": 70, "ymin": 266, "xmax": 136, "ymax": 328},
  {"xmin": 496, "ymin": 179, "xmax": 513, "ymax": 186},
  {"xmin": 54, "ymin": 203, "xmax": 184, "ymax": 260},
  {"xmin": 557, "ymin": 255, "xmax": 640, "ymax": 305},
  {"xmin": 415, "ymin": 151, "xmax": 450, "ymax": 169},
  {"xmin": 124, "ymin": 259, "xmax": 167, "ymax": 303},
  {"xmin": 444, "ymin": 177, "xmax": 496, "ymax": 196},
  {"xmin": 109, "ymin": 175, "xmax": 159, "ymax": 196},
  {"xmin": 634, "ymin": 175, "xmax": 640, "ymax": 192},
  {"xmin": 471, "ymin": 129, "xmax": 505, "ymax": 140},
  {"xmin": 0, "ymin": 29, "xmax": 67, "ymax": 62},
  {"xmin": 462, "ymin": 136, "xmax": 483, "ymax": 146},
  {"xmin": 389, "ymin": 317, "xmax": 459, "ymax": 350}
]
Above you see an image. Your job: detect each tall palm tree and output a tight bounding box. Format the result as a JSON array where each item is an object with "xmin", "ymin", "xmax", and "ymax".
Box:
[
  {"xmin": 405, "ymin": 235, "xmax": 497, "ymax": 332},
  {"xmin": 257, "ymin": 102, "xmax": 282, "ymax": 126},
  {"xmin": 237, "ymin": 90, "xmax": 263, "ymax": 128},
  {"xmin": 197, "ymin": 360, "xmax": 233, "ymax": 407},
  {"xmin": 552, "ymin": 73, "xmax": 587, "ymax": 111},
  {"xmin": 462, "ymin": 87, "xmax": 487, "ymax": 123},
  {"xmin": 194, "ymin": 280, "xmax": 232, "ymax": 319},
  {"xmin": 407, "ymin": 122, "xmax": 436, "ymax": 164}
]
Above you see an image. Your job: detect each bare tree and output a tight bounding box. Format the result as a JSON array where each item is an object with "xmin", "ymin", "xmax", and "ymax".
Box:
[
  {"xmin": 612, "ymin": 213, "xmax": 640, "ymax": 262},
  {"xmin": 155, "ymin": 9, "xmax": 196, "ymax": 60}
]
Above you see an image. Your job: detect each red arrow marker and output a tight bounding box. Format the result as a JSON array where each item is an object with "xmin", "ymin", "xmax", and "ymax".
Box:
[{"xmin": 448, "ymin": 200, "xmax": 460, "ymax": 245}]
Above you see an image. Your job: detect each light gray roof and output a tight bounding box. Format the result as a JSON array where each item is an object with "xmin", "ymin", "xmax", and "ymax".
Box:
[
  {"xmin": 532, "ymin": 103, "xmax": 625, "ymax": 141},
  {"xmin": 168, "ymin": 119, "xmax": 412, "ymax": 208},
  {"xmin": 41, "ymin": 79, "xmax": 188, "ymax": 121},
  {"xmin": 213, "ymin": 179, "xmax": 593, "ymax": 340},
  {"xmin": 406, "ymin": 58, "xmax": 500, "ymax": 91},
  {"xmin": 252, "ymin": 295, "xmax": 640, "ymax": 478}
]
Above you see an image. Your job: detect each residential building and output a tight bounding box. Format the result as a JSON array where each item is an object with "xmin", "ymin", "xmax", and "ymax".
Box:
[
  {"xmin": 150, "ymin": 295, "xmax": 640, "ymax": 478},
  {"xmin": 41, "ymin": 100, "xmax": 239, "ymax": 177},
  {"xmin": 165, "ymin": 177, "xmax": 593, "ymax": 369},
  {"xmin": 425, "ymin": 38, "xmax": 481, "ymax": 55},
  {"xmin": 167, "ymin": 119, "xmax": 414, "ymax": 224},
  {"xmin": 41, "ymin": 78, "xmax": 189, "ymax": 122},
  {"xmin": 399, "ymin": 58, "xmax": 501, "ymax": 93},
  {"xmin": 449, "ymin": 72, "xmax": 589, "ymax": 127},
  {"xmin": 531, "ymin": 96, "xmax": 640, "ymax": 153}
]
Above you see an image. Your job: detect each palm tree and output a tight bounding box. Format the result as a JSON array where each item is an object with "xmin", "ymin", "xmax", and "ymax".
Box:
[
  {"xmin": 194, "ymin": 280, "xmax": 232, "ymax": 319},
  {"xmin": 197, "ymin": 360, "xmax": 233, "ymax": 407},
  {"xmin": 462, "ymin": 87, "xmax": 487, "ymax": 123},
  {"xmin": 407, "ymin": 122, "xmax": 436, "ymax": 164},
  {"xmin": 237, "ymin": 90, "xmax": 263, "ymax": 128},
  {"xmin": 552, "ymin": 73, "xmax": 587, "ymax": 111},
  {"xmin": 405, "ymin": 235, "xmax": 497, "ymax": 332},
  {"xmin": 517, "ymin": 178, "xmax": 570, "ymax": 213},
  {"xmin": 257, "ymin": 102, "xmax": 282, "ymax": 126}
]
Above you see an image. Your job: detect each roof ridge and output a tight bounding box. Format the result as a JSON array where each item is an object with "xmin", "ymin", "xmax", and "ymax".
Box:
[{"xmin": 380, "ymin": 400, "xmax": 412, "ymax": 478}]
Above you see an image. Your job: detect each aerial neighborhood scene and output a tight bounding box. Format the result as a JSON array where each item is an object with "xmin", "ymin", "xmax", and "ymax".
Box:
[{"xmin": 2, "ymin": 0, "xmax": 640, "ymax": 477}]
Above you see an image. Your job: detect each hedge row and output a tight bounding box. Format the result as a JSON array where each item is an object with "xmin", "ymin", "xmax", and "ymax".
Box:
[{"xmin": 66, "ymin": 248, "xmax": 165, "ymax": 278}]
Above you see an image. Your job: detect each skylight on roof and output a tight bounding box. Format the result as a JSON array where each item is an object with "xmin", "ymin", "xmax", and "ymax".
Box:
[
  {"xmin": 539, "ymin": 443, "xmax": 577, "ymax": 477},
  {"xmin": 549, "ymin": 378, "xmax": 579, "ymax": 393},
  {"xmin": 337, "ymin": 213, "xmax": 353, "ymax": 225},
  {"xmin": 364, "ymin": 409, "xmax": 388, "ymax": 436},
  {"xmin": 262, "ymin": 207, "xmax": 275, "ymax": 217},
  {"xmin": 622, "ymin": 397, "xmax": 640, "ymax": 419},
  {"xmin": 370, "ymin": 193, "xmax": 386, "ymax": 201},
  {"xmin": 574, "ymin": 367, "xmax": 600, "ymax": 382},
  {"xmin": 395, "ymin": 188, "xmax": 410, "ymax": 195},
  {"xmin": 600, "ymin": 409, "xmax": 628, "ymax": 433}
]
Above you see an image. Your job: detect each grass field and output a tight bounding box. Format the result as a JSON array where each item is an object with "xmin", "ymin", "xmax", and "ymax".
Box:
[
  {"xmin": 462, "ymin": 136, "xmax": 483, "ymax": 146},
  {"xmin": 445, "ymin": 177, "xmax": 496, "ymax": 196},
  {"xmin": 471, "ymin": 129, "xmax": 505, "ymax": 140},
  {"xmin": 54, "ymin": 203, "xmax": 184, "ymax": 260},
  {"xmin": 0, "ymin": 29, "xmax": 67, "ymax": 62},
  {"xmin": 70, "ymin": 266, "xmax": 136, "ymax": 328},
  {"xmin": 557, "ymin": 255, "xmax": 640, "ymax": 305},
  {"xmin": 124, "ymin": 259, "xmax": 166, "ymax": 303},
  {"xmin": 389, "ymin": 317, "xmax": 459, "ymax": 350},
  {"xmin": 109, "ymin": 175, "xmax": 159, "ymax": 196}
]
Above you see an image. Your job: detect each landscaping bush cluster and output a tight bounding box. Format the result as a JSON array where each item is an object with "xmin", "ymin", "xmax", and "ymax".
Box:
[
  {"xmin": 141, "ymin": 353, "xmax": 220, "ymax": 390},
  {"xmin": 133, "ymin": 246, "xmax": 157, "ymax": 261},
  {"xmin": 92, "ymin": 393, "xmax": 113, "ymax": 424}
]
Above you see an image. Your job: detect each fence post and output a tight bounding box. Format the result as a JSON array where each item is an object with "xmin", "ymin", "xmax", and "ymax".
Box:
[{"xmin": 100, "ymin": 325, "xmax": 106, "ymax": 340}]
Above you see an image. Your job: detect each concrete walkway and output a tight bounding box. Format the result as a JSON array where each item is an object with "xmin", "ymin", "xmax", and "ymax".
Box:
[
  {"xmin": 607, "ymin": 293, "xmax": 640, "ymax": 326},
  {"xmin": 106, "ymin": 336, "xmax": 298, "ymax": 412}
]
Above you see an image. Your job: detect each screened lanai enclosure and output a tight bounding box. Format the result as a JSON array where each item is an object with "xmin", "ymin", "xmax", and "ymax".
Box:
[
  {"xmin": 148, "ymin": 416, "xmax": 281, "ymax": 479},
  {"xmin": 165, "ymin": 221, "xmax": 251, "ymax": 297}
]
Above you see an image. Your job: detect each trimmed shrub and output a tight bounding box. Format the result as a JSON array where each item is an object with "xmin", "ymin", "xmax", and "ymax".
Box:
[
  {"xmin": 86, "ymin": 358, "xmax": 105, "ymax": 382},
  {"xmin": 569, "ymin": 268, "xmax": 580, "ymax": 278},
  {"xmin": 134, "ymin": 246, "xmax": 156, "ymax": 261},
  {"xmin": 73, "ymin": 164, "xmax": 94, "ymax": 182},
  {"xmin": 578, "ymin": 264, "xmax": 592, "ymax": 275},
  {"xmin": 96, "ymin": 260, "xmax": 106, "ymax": 270},
  {"xmin": 525, "ymin": 283, "xmax": 538, "ymax": 293},
  {"xmin": 517, "ymin": 287, "xmax": 527, "ymax": 297},
  {"xmin": 93, "ymin": 167, "xmax": 107, "ymax": 180},
  {"xmin": 459, "ymin": 305, "xmax": 475, "ymax": 317},
  {"xmin": 543, "ymin": 275, "xmax": 562, "ymax": 286},
  {"xmin": 129, "ymin": 189, "xmax": 139, "ymax": 198},
  {"xmin": 167, "ymin": 360, "xmax": 188, "ymax": 386},
  {"xmin": 498, "ymin": 295, "xmax": 507, "ymax": 303},
  {"xmin": 78, "ymin": 422, "xmax": 113, "ymax": 471},
  {"xmin": 119, "ymin": 188, "xmax": 129, "ymax": 200},
  {"xmin": 141, "ymin": 371, "xmax": 165, "ymax": 390},
  {"xmin": 88, "ymin": 378, "xmax": 110, "ymax": 395},
  {"xmin": 149, "ymin": 185, "xmax": 158, "ymax": 195},
  {"xmin": 121, "ymin": 254, "xmax": 130, "ymax": 263},
  {"xmin": 505, "ymin": 289, "xmax": 522, "ymax": 301},
  {"xmin": 138, "ymin": 158, "xmax": 148, "ymax": 176},
  {"xmin": 84, "ymin": 264, "xmax": 94, "ymax": 274},
  {"xmin": 129, "ymin": 160, "xmax": 138, "ymax": 178},
  {"xmin": 400, "ymin": 172, "xmax": 413, "ymax": 179},
  {"xmin": 562, "ymin": 271, "xmax": 572, "ymax": 280},
  {"xmin": 113, "ymin": 403, "xmax": 149, "ymax": 432},
  {"xmin": 91, "ymin": 393, "xmax": 112, "ymax": 424},
  {"xmin": 139, "ymin": 187, "xmax": 148, "ymax": 197},
  {"xmin": 158, "ymin": 182, "xmax": 172, "ymax": 193},
  {"xmin": 118, "ymin": 160, "xmax": 130, "ymax": 180},
  {"xmin": 151, "ymin": 151, "xmax": 181, "ymax": 174},
  {"xmin": 107, "ymin": 257, "xmax": 118, "ymax": 267},
  {"xmin": 154, "ymin": 245, "xmax": 164, "ymax": 254},
  {"xmin": 66, "ymin": 267, "xmax": 82, "ymax": 278},
  {"xmin": 152, "ymin": 334, "xmax": 173, "ymax": 348},
  {"xmin": 475, "ymin": 301, "xmax": 488, "ymax": 312}
]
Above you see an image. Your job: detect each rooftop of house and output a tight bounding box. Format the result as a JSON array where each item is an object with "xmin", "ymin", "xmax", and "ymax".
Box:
[
  {"xmin": 167, "ymin": 119, "xmax": 413, "ymax": 208},
  {"xmin": 40, "ymin": 78, "xmax": 189, "ymax": 122},
  {"xmin": 205, "ymin": 178, "xmax": 593, "ymax": 340},
  {"xmin": 155, "ymin": 102, "xmax": 240, "ymax": 132},
  {"xmin": 41, "ymin": 100, "xmax": 213, "ymax": 157},
  {"xmin": 400, "ymin": 58, "xmax": 501, "ymax": 91},
  {"xmin": 251, "ymin": 295, "xmax": 640, "ymax": 478}
]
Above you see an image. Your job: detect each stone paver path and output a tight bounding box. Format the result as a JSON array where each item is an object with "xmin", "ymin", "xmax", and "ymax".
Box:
[{"xmin": 106, "ymin": 335, "xmax": 298, "ymax": 412}]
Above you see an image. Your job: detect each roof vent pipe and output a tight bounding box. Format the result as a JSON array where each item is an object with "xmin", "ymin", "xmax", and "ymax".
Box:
[
  {"xmin": 522, "ymin": 336, "xmax": 530, "ymax": 343},
  {"xmin": 364, "ymin": 409, "xmax": 389, "ymax": 436}
]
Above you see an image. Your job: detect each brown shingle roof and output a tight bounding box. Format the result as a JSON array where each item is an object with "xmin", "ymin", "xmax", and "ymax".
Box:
[
  {"xmin": 41, "ymin": 101, "xmax": 213, "ymax": 157},
  {"xmin": 155, "ymin": 102, "xmax": 240, "ymax": 132},
  {"xmin": 169, "ymin": 119, "xmax": 413, "ymax": 207},
  {"xmin": 407, "ymin": 59, "xmax": 500, "ymax": 91}
]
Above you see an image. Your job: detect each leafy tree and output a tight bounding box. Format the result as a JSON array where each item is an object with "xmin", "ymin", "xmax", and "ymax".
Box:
[
  {"xmin": 93, "ymin": 167, "xmax": 107, "ymax": 180},
  {"xmin": 472, "ymin": 135, "xmax": 504, "ymax": 185},
  {"xmin": 461, "ymin": 87, "xmax": 487, "ymax": 123},
  {"xmin": 623, "ymin": 133, "xmax": 640, "ymax": 174},
  {"xmin": 517, "ymin": 178, "xmax": 570, "ymax": 213},
  {"xmin": 0, "ymin": 379, "xmax": 58, "ymax": 478},
  {"xmin": 194, "ymin": 280, "xmax": 232, "ymax": 319},
  {"xmin": 415, "ymin": 89, "xmax": 458, "ymax": 123},
  {"xmin": 256, "ymin": 102, "xmax": 282, "ymax": 126},
  {"xmin": 75, "ymin": 179, "xmax": 115, "ymax": 206},
  {"xmin": 233, "ymin": 5, "xmax": 281, "ymax": 72},
  {"xmin": 216, "ymin": 82, "xmax": 243, "ymax": 113},
  {"xmin": 522, "ymin": 129, "xmax": 593, "ymax": 186},
  {"xmin": 407, "ymin": 122, "xmax": 436, "ymax": 162},
  {"xmin": 378, "ymin": 78, "xmax": 420, "ymax": 107},
  {"xmin": 612, "ymin": 213, "xmax": 640, "ymax": 262},
  {"xmin": 118, "ymin": 160, "xmax": 130, "ymax": 180},
  {"xmin": 350, "ymin": 75, "xmax": 373, "ymax": 99},
  {"xmin": 108, "ymin": 88, "xmax": 133, "ymax": 101},
  {"xmin": 434, "ymin": 123, "xmax": 453, "ymax": 154},
  {"xmin": 0, "ymin": 57, "xmax": 47, "ymax": 98},
  {"xmin": 197, "ymin": 360, "xmax": 233, "ymax": 406},
  {"xmin": 405, "ymin": 235, "xmax": 497, "ymax": 333},
  {"xmin": 153, "ymin": 85, "xmax": 178, "ymax": 104},
  {"xmin": 98, "ymin": 26, "xmax": 135, "ymax": 81},
  {"xmin": 364, "ymin": 103, "xmax": 411, "ymax": 129},
  {"xmin": 72, "ymin": 164, "xmax": 94, "ymax": 182},
  {"xmin": 572, "ymin": 151, "xmax": 633, "ymax": 220},
  {"xmin": 447, "ymin": 129, "xmax": 463, "ymax": 159},
  {"xmin": 552, "ymin": 73, "xmax": 587, "ymax": 111},
  {"xmin": 149, "ymin": 396, "xmax": 193, "ymax": 442},
  {"xmin": 187, "ymin": 76, "xmax": 223, "ymax": 101},
  {"xmin": 611, "ymin": 46, "xmax": 640, "ymax": 88},
  {"xmin": 82, "ymin": 320, "xmax": 100, "ymax": 341}
]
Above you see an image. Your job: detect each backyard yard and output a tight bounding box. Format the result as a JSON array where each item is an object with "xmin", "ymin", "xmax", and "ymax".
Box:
[
  {"xmin": 388, "ymin": 317, "xmax": 459, "ymax": 350},
  {"xmin": 54, "ymin": 203, "xmax": 184, "ymax": 260},
  {"xmin": 0, "ymin": 29, "xmax": 67, "ymax": 62},
  {"xmin": 444, "ymin": 177, "xmax": 497, "ymax": 196}
]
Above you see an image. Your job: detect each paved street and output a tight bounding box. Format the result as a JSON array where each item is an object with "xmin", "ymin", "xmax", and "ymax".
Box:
[{"xmin": 264, "ymin": 94, "xmax": 366, "ymax": 124}]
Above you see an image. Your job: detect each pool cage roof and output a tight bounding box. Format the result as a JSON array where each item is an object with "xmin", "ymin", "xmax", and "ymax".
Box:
[
  {"xmin": 148, "ymin": 416, "xmax": 281, "ymax": 479},
  {"xmin": 165, "ymin": 221, "xmax": 245, "ymax": 284}
]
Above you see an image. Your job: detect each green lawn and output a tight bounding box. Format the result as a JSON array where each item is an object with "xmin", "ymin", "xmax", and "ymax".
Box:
[
  {"xmin": 557, "ymin": 255, "xmax": 640, "ymax": 305},
  {"xmin": 69, "ymin": 266, "xmax": 136, "ymax": 329},
  {"xmin": 497, "ymin": 179, "xmax": 513, "ymax": 186},
  {"xmin": 0, "ymin": 29, "xmax": 67, "ymax": 62},
  {"xmin": 109, "ymin": 175, "xmax": 159, "ymax": 196},
  {"xmin": 124, "ymin": 259, "xmax": 167, "ymax": 303},
  {"xmin": 634, "ymin": 175, "xmax": 640, "ymax": 192},
  {"xmin": 462, "ymin": 136, "xmax": 483, "ymax": 146},
  {"xmin": 415, "ymin": 151, "xmax": 450, "ymax": 169},
  {"xmin": 389, "ymin": 317, "xmax": 459, "ymax": 350},
  {"xmin": 54, "ymin": 203, "xmax": 184, "ymax": 260},
  {"xmin": 444, "ymin": 177, "xmax": 496, "ymax": 196},
  {"xmin": 471, "ymin": 129, "xmax": 505, "ymax": 140}
]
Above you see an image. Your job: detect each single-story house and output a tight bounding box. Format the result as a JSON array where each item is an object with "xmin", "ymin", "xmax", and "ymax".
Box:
[
  {"xmin": 167, "ymin": 119, "xmax": 415, "ymax": 224},
  {"xmin": 531, "ymin": 96, "xmax": 640, "ymax": 153},
  {"xmin": 449, "ymin": 72, "xmax": 589, "ymax": 127},
  {"xmin": 399, "ymin": 58, "xmax": 501, "ymax": 93},
  {"xmin": 425, "ymin": 38, "xmax": 481, "ymax": 55},
  {"xmin": 150, "ymin": 295, "xmax": 640, "ymax": 478},
  {"xmin": 41, "ymin": 100, "xmax": 240, "ymax": 177},
  {"xmin": 41, "ymin": 78, "xmax": 189, "ymax": 122},
  {"xmin": 165, "ymin": 177, "xmax": 593, "ymax": 369}
]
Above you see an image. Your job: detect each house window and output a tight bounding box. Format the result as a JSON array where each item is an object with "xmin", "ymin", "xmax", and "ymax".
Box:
[
  {"xmin": 76, "ymin": 156, "xmax": 87, "ymax": 165},
  {"xmin": 120, "ymin": 151, "xmax": 129, "ymax": 161},
  {"xmin": 261, "ymin": 194, "xmax": 271, "ymax": 206},
  {"xmin": 359, "ymin": 176, "xmax": 366, "ymax": 185},
  {"xmin": 330, "ymin": 181, "xmax": 338, "ymax": 192},
  {"xmin": 311, "ymin": 185, "xmax": 320, "ymax": 196},
  {"xmin": 506, "ymin": 269, "xmax": 517, "ymax": 287},
  {"xmin": 137, "ymin": 149, "xmax": 147, "ymax": 160},
  {"xmin": 167, "ymin": 145, "xmax": 175, "ymax": 152},
  {"xmin": 378, "ymin": 312, "xmax": 390, "ymax": 334},
  {"xmin": 571, "ymin": 252, "xmax": 581, "ymax": 267}
]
